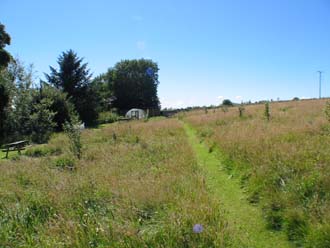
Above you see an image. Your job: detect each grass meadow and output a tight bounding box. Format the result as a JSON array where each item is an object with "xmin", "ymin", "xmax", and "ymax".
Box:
[
  {"xmin": 184, "ymin": 99, "xmax": 330, "ymax": 247},
  {"xmin": 0, "ymin": 119, "xmax": 234, "ymax": 247},
  {"xmin": 1, "ymin": 99, "xmax": 330, "ymax": 247}
]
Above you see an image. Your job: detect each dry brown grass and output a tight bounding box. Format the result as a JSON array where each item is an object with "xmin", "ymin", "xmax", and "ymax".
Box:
[
  {"xmin": 0, "ymin": 118, "xmax": 233, "ymax": 247},
  {"xmin": 184, "ymin": 99, "xmax": 330, "ymax": 247}
]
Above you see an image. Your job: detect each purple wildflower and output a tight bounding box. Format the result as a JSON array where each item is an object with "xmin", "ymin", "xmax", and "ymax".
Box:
[{"xmin": 193, "ymin": 224, "xmax": 203, "ymax": 233}]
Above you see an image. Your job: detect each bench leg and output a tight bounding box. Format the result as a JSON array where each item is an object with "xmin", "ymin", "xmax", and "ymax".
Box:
[
  {"xmin": 18, "ymin": 148, "xmax": 21, "ymax": 155},
  {"xmin": 5, "ymin": 148, "xmax": 9, "ymax": 159}
]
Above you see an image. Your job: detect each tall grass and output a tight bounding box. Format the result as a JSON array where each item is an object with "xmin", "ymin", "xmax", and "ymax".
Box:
[
  {"xmin": 185, "ymin": 99, "xmax": 330, "ymax": 247},
  {"xmin": 0, "ymin": 119, "xmax": 234, "ymax": 247}
]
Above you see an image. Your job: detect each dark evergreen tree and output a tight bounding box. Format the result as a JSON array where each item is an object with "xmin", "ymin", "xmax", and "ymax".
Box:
[
  {"xmin": 0, "ymin": 23, "xmax": 11, "ymax": 68},
  {"xmin": 0, "ymin": 23, "xmax": 12, "ymax": 143},
  {"xmin": 0, "ymin": 70, "xmax": 12, "ymax": 142},
  {"xmin": 45, "ymin": 50, "xmax": 98, "ymax": 126}
]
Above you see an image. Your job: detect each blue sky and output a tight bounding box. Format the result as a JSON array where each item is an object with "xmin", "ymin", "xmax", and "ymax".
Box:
[{"xmin": 2, "ymin": 0, "xmax": 330, "ymax": 108}]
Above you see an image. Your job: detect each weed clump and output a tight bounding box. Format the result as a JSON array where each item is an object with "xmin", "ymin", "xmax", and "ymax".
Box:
[
  {"xmin": 324, "ymin": 101, "xmax": 330, "ymax": 123},
  {"xmin": 264, "ymin": 201, "xmax": 284, "ymax": 230},
  {"xmin": 264, "ymin": 102, "xmax": 270, "ymax": 120},
  {"xmin": 53, "ymin": 156, "xmax": 75, "ymax": 170},
  {"xmin": 25, "ymin": 145, "xmax": 61, "ymax": 157},
  {"xmin": 63, "ymin": 115, "xmax": 82, "ymax": 159},
  {"xmin": 285, "ymin": 210, "xmax": 308, "ymax": 244},
  {"xmin": 238, "ymin": 105, "xmax": 245, "ymax": 118}
]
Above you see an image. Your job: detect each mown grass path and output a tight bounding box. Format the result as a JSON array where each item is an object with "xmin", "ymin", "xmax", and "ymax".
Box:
[{"xmin": 183, "ymin": 123, "xmax": 292, "ymax": 248}]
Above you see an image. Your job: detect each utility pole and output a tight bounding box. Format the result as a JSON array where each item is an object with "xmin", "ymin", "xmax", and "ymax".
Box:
[{"xmin": 317, "ymin": 71, "xmax": 323, "ymax": 99}]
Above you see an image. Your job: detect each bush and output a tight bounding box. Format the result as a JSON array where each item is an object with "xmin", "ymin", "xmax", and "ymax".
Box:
[
  {"xmin": 38, "ymin": 85, "xmax": 74, "ymax": 131},
  {"xmin": 30, "ymin": 98, "xmax": 56, "ymax": 144},
  {"xmin": 264, "ymin": 201, "xmax": 284, "ymax": 230},
  {"xmin": 63, "ymin": 114, "xmax": 82, "ymax": 159},
  {"xmin": 264, "ymin": 102, "xmax": 270, "ymax": 121},
  {"xmin": 97, "ymin": 111, "xmax": 118, "ymax": 124},
  {"xmin": 285, "ymin": 210, "xmax": 308, "ymax": 244},
  {"xmin": 238, "ymin": 105, "xmax": 245, "ymax": 118},
  {"xmin": 25, "ymin": 145, "xmax": 61, "ymax": 157},
  {"xmin": 215, "ymin": 119, "xmax": 227, "ymax": 126},
  {"xmin": 53, "ymin": 156, "xmax": 75, "ymax": 170}
]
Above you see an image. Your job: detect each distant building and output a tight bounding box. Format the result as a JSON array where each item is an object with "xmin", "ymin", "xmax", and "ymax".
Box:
[{"xmin": 125, "ymin": 108, "xmax": 146, "ymax": 119}]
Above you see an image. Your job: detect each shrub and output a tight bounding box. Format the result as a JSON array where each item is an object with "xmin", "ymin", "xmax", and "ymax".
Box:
[
  {"xmin": 285, "ymin": 210, "xmax": 308, "ymax": 244},
  {"xmin": 53, "ymin": 156, "xmax": 75, "ymax": 170},
  {"xmin": 33, "ymin": 85, "xmax": 75, "ymax": 131},
  {"xmin": 25, "ymin": 145, "xmax": 61, "ymax": 157},
  {"xmin": 208, "ymin": 142, "xmax": 216, "ymax": 153},
  {"xmin": 238, "ymin": 105, "xmax": 245, "ymax": 118},
  {"xmin": 215, "ymin": 119, "xmax": 227, "ymax": 126},
  {"xmin": 264, "ymin": 102, "xmax": 270, "ymax": 121},
  {"xmin": 97, "ymin": 111, "xmax": 118, "ymax": 124},
  {"xmin": 30, "ymin": 98, "xmax": 56, "ymax": 144},
  {"xmin": 63, "ymin": 114, "xmax": 82, "ymax": 160},
  {"xmin": 264, "ymin": 201, "xmax": 284, "ymax": 230}
]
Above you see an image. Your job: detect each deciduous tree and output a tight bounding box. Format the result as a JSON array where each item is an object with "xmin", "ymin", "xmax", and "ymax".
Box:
[{"xmin": 112, "ymin": 59, "xmax": 160, "ymax": 111}]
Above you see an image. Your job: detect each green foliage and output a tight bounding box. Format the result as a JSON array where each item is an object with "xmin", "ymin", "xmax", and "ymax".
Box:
[
  {"xmin": 0, "ymin": 68, "xmax": 14, "ymax": 142},
  {"xmin": 208, "ymin": 142, "xmax": 216, "ymax": 153},
  {"xmin": 186, "ymin": 100, "xmax": 330, "ymax": 247},
  {"xmin": 199, "ymin": 127, "xmax": 214, "ymax": 138},
  {"xmin": 0, "ymin": 60, "xmax": 72, "ymax": 144},
  {"xmin": 0, "ymin": 119, "xmax": 233, "ymax": 247},
  {"xmin": 263, "ymin": 201, "xmax": 283, "ymax": 230},
  {"xmin": 285, "ymin": 210, "xmax": 308, "ymax": 244},
  {"xmin": 0, "ymin": 23, "xmax": 11, "ymax": 68},
  {"xmin": 222, "ymin": 99, "xmax": 233, "ymax": 106},
  {"xmin": 53, "ymin": 155, "xmax": 75, "ymax": 169},
  {"xmin": 30, "ymin": 98, "xmax": 56, "ymax": 143},
  {"xmin": 38, "ymin": 84, "xmax": 74, "ymax": 131},
  {"xmin": 238, "ymin": 105, "xmax": 245, "ymax": 118},
  {"xmin": 97, "ymin": 111, "xmax": 118, "ymax": 124},
  {"xmin": 25, "ymin": 145, "xmax": 61, "ymax": 157},
  {"xmin": 112, "ymin": 59, "xmax": 160, "ymax": 111},
  {"xmin": 3, "ymin": 60, "xmax": 38, "ymax": 141},
  {"xmin": 264, "ymin": 102, "xmax": 270, "ymax": 120},
  {"xmin": 324, "ymin": 101, "xmax": 330, "ymax": 123},
  {"xmin": 45, "ymin": 50, "xmax": 98, "ymax": 126},
  {"xmin": 63, "ymin": 114, "xmax": 82, "ymax": 159},
  {"xmin": 306, "ymin": 224, "xmax": 330, "ymax": 248},
  {"xmin": 91, "ymin": 69, "xmax": 114, "ymax": 112}
]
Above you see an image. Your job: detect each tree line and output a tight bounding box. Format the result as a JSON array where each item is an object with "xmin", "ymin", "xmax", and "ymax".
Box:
[{"xmin": 0, "ymin": 23, "xmax": 160, "ymax": 144}]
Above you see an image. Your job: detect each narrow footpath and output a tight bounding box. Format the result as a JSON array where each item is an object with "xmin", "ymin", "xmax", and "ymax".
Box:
[{"xmin": 183, "ymin": 123, "xmax": 292, "ymax": 248}]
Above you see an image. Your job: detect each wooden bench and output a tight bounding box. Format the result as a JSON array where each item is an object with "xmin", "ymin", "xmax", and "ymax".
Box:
[{"xmin": 1, "ymin": 140, "xmax": 28, "ymax": 159}]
